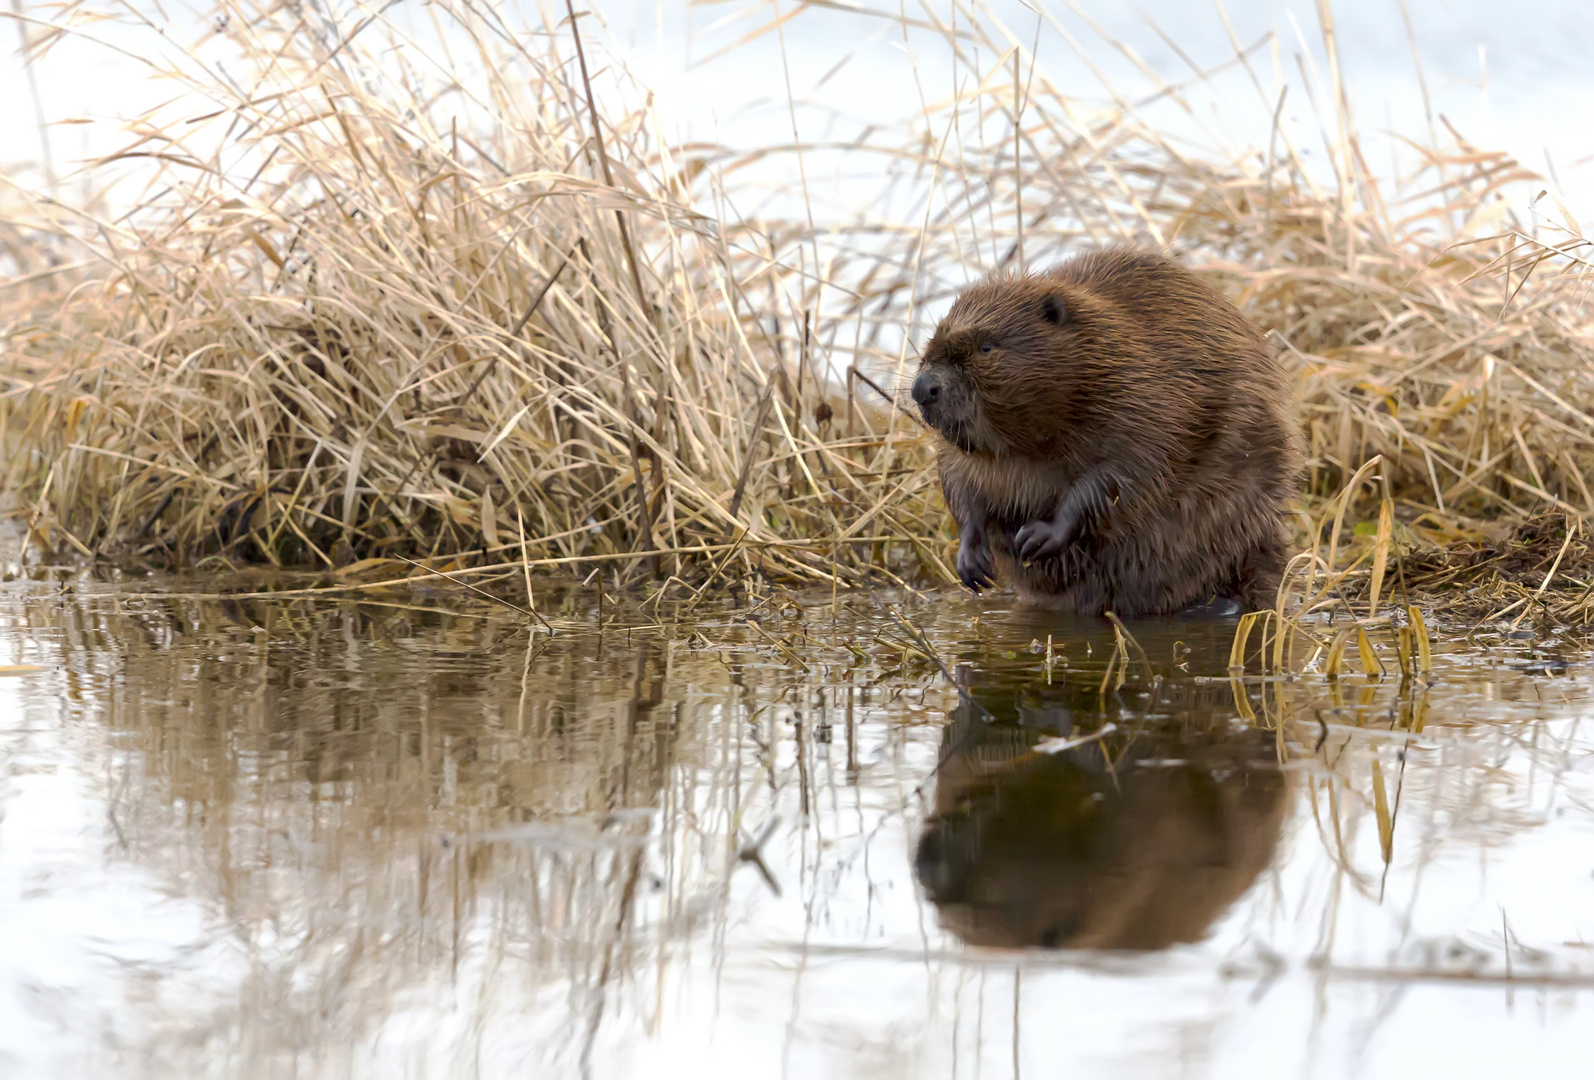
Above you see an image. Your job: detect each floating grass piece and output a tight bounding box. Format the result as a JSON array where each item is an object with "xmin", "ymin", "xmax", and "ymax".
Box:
[{"xmin": 392, "ymin": 554, "xmax": 542, "ymax": 626}]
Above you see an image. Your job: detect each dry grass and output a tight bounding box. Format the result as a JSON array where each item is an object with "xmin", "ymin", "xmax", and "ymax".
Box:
[
  {"xmin": 0, "ymin": 0, "xmax": 948, "ymax": 591},
  {"xmin": 3, "ymin": 0, "xmax": 1594, "ymax": 613}
]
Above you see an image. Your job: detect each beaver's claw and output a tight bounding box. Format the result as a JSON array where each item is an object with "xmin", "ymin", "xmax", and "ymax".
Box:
[
  {"xmin": 1015, "ymin": 515, "xmax": 1073, "ymax": 563},
  {"xmin": 957, "ymin": 529, "xmax": 996, "ymax": 592}
]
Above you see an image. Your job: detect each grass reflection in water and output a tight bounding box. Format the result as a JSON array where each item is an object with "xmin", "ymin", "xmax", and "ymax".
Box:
[{"xmin": 2, "ymin": 581, "xmax": 1593, "ymax": 1077}]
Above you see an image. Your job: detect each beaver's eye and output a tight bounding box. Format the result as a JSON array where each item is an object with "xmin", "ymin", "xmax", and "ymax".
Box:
[{"xmin": 979, "ymin": 341, "xmax": 994, "ymax": 354}]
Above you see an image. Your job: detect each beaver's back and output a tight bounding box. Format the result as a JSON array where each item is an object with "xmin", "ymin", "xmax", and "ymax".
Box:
[{"xmin": 1049, "ymin": 249, "xmax": 1295, "ymax": 479}]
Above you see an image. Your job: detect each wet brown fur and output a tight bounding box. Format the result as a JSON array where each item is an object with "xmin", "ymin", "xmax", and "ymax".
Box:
[{"xmin": 915, "ymin": 248, "xmax": 1303, "ymax": 615}]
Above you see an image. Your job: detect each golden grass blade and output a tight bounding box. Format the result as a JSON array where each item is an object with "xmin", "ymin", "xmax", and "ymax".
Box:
[
  {"xmin": 1508, "ymin": 515, "xmax": 1580, "ymax": 631},
  {"xmin": 1326, "ymin": 457, "xmax": 1385, "ymax": 580},
  {"xmin": 1103, "ymin": 611, "xmax": 1154, "ymax": 683},
  {"xmin": 1325, "ymin": 626, "xmax": 1356, "ymax": 678},
  {"xmin": 517, "ymin": 507, "xmax": 555, "ymax": 635},
  {"xmin": 1097, "ymin": 645, "xmax": 1119, "ymax": 702},
  {"xmin": 1408, "ymin": 606, "xmax": 1432, "ymax": 675},
  {"xmin": 1356, "ymin": 627, "xmax": 1384, "ymax": 677},
  {"xmin": 1228, "ymin": 610, "xmax": 1265, "ymax": 674},
  {"xmin": 1367, "ymin": 493, "xmax": 1393, "ymax": 618}
]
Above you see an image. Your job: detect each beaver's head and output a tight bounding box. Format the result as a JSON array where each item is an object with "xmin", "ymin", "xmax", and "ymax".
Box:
[{"xmin": 913, "ymin": 274, "xmax": 1095, "ymax": 459}]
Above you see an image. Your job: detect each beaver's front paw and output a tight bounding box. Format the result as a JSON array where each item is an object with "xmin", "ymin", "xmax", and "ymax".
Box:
[
  {"xmin": 957, "ymin": 528, "xmax": 996, "ymax": 592},
  {"xmin": 1014, "ymin": 515, "xmax": 1074, "ymax": 563}
]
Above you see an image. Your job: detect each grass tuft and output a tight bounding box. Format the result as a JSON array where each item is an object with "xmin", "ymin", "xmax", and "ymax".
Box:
[{"xmin": 0, "ymin": 0, "xmax": 944, "ymax": 589}]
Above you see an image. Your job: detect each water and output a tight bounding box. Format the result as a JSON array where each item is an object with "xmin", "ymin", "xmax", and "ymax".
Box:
[{"xmin": 2, "ymin": 571, "xmax": 1592, "ymax": 1077}]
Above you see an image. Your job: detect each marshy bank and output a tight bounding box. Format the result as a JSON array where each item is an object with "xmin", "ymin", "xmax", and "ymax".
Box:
[
  {"xmin": 5, "ymin": 3, "xmax": 1594, "ymax": 1075},
  {"xmin": 3, "ymin": 0, "xmax": 1594, "ymax": 622}
]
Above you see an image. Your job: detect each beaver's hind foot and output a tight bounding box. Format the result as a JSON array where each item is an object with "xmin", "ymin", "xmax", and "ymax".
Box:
[{"xmin": 1175, "ymin": 594, "xmax": 1243, "ymax": 619}]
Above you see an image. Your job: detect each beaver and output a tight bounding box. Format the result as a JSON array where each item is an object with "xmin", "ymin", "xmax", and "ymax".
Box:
[{"xmin": 911, "ymin": 247, "xmax": 1302, "ymax": 616}]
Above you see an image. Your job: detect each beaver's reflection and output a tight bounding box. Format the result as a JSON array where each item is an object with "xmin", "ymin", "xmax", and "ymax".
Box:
[{"xmin": 915, "ymin": 676, "xmax": 1285, "ymax": 950}]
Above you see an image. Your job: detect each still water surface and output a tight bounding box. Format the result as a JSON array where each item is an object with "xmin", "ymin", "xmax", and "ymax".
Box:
[{"xmin": 1, "ymin": 575, "xmax": 1592, "ymax": 1077}]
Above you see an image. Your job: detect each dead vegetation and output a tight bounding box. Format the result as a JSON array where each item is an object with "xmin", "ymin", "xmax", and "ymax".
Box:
[
  {"xmin": 0, "ymin": 0, "xmax": 949, "ymax": 591},
  {"xmin": 3, "ymin": 0, "xmax": 1593, "ymax": 619}
]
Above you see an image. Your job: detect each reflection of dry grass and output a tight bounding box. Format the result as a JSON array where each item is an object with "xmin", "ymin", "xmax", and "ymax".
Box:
[
  {"xmin": 10, "ymin": 581, "xmax": 1594, "ymax": 1075},
  {"xmin": 17, "ymin": 584, "xmax": 955, "ymax": 1072},
  {"xmin": 1226, "ymin": 520, "xmax": 1587, "ymax": 933},
  {"xmin": 1263, "ymin": 651, "xmax": 1584, "ymax": 951},
  {"xmin": 25, "ymin": 590, "xmax": 688, "ymax": 1069},
  {"xmin": 3, "ymin": 2, "xmax": 1594, "ymax": 612}
]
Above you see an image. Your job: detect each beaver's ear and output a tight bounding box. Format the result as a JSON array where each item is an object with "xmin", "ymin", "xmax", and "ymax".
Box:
[{"xmin": 1040, "ymin": 293, "xmax": 1067, "ymax": 326}]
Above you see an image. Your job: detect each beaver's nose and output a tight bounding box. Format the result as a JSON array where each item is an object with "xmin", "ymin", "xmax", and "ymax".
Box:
[{"xmin": 912, "ymin": 370, "xmax": 942, "ymax": 407}]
